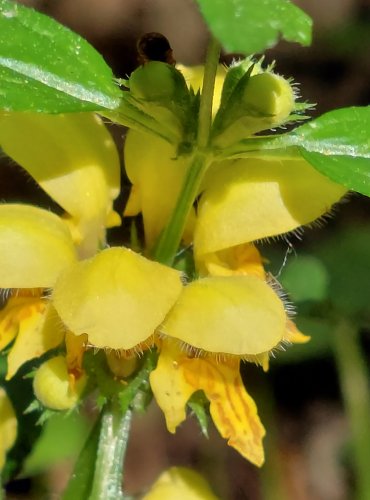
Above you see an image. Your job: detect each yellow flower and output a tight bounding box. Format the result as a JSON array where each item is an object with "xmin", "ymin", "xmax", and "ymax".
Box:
[
  {"xmin": 150, "ymin": 243, "xmax": 309, "ymax": 465},
  {"xmin": 122, "ymin": 62, "xmax": 324, "ymax": 465},
  {"xmin": 124, "ymin": 64, "xmax": 346, "ymax": 257},
  {"xmin": 0, "ymin": 204, "xmax": 76, "ymax": 379},
  {"xmin": 0, "ymin": 204, "xmax": 183, "ymax": 377},
  {"xmin": 0, "ymin": 112, "xmax": 184, "ymax": 377},
  {"xmin": 0, "ymin": 111, "xmax": 121, "ymax": 378},
  {"xmin": 142, "ymin": 466, "xmax": 219, "ymax": 500},
  {"xmin": 0, "ymin": 387, "xmax": 17, "ymax": 470},
  {"xmin": 150, "ymin": 339, "xmax": 266, "ymax": 466},
  {"xmin": 0, "ymin": 112, "xmax": 121, "ymax": 258},
  {"xmin": 52, "ymin": 247, "xmax": 183, "ymax": 350}
]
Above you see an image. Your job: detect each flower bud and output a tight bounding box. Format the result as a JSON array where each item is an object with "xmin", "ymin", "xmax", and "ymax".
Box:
[
  {"xmin": 33, "ymin": 356, "xmax": 87, "ymax": 410},
  {"xmin": 242, "ymin": 72, "xmax": 294, "ymax": 125},
  {"xmin": 212, "ymin": 70, "xmax": 295, "ymax": 148},
  {"xmin": 129, "ymin": 61, "xmax": 181, "ymax": 102}
]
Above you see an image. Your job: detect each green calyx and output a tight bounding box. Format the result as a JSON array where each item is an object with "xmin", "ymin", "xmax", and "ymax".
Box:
[
  {"xmin": 130, "ymin": 61, "xmax": 178, "ymax": 102},
  {"xmin": 128, "ymin": 61, "xmax": 198, "ymax": 149}
]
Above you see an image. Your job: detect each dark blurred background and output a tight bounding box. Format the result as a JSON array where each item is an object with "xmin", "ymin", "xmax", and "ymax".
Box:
[{"xmin": 2, "ymin": 1, "xmax": 370, "ymax": 499}]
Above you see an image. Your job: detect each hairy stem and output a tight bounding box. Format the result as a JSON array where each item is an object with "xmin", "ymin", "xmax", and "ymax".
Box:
[{"xmin": 153, "ymin": 36, "xmax": 221, "ymax": 265}]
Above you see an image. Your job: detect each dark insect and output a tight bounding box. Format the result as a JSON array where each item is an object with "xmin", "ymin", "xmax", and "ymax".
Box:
[{"xmin": 137, "ymin": 32, "xmax": 176, "ymax": 65}]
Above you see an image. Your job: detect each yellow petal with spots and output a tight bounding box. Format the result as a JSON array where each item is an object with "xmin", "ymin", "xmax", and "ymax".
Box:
[
  {"xmin": 6, "ymin": 301, "xmax": 64, "ymax": 380},
  {"xmin": 151, "ymin": 340, "xmax": 265, "ymax": 466},
  {"xmin": 124, "ymin": 130, "xmax": 194, "ymax": 250},
  {"xmin": 195, "ymin": 158, "xmax": 346, "ymax": 256},
  {"xmin": 161, "ymin": 275, "xmax": 286, "ymax": 355},
  {"xmin": 0, "ymin": 388, "xmax": 17, "ymax": 470},
  {"xmin": 0, "ymin": 294, "xmax": 44, "ymax": 351},
  {"xmin": 188, "ymin": 357, "xmax": 265, "ymax": 466},
  {"xmin": 0, "ymin": 112, "xmax": 120, "ymax": 256},
  {"xmin": 65, "ymin": 332, "xmax": 88, "ymax": 385},
  {"xmin": 52, "ymin": 247, "xmax": 183, "ymax": 350},
  {"xmin": 150, "ymin": 340, "xmax": 194, "ymax": 432},
  {"xmin": 0, "ymin": 205, "xmax": 77, "ymax": 288},
  {"xmin": 143, "ymin": 467, "xmax": 219, "ymax": 500}
]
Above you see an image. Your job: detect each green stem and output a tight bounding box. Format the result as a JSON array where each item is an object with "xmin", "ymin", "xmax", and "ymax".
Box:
[
  {"xmin": 197, "ymin": 36, "xmax": 221, "ymax": 149},
  {"xmin": 152, "ymin": 36, "xmax": 221, "ymax": 265},
  {"xmin": 332, "ymin": 318, "xmax": 370, "ymax": 500},
  {"xmin": 89, "ymin": 403, "xmax": 132, "ymax": 500},
  {"xmin": 152, "ymin": 151, "xmax": 211, "ymax": 265}
]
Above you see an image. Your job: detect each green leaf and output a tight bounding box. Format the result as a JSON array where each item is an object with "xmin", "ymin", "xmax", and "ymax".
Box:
[
  {"xmin": 22, "ymin": 412, "xmax": 91, "ymax": 476},
  {"xmin": 194, "ymin": 0, "xmax": 312, "ymax": 54},
  {"xmin": 292, "ymin": 107, "xmax": 370, "ymax": 196},
  {"xmin": 62, "ymin": 415, "xmax": 101, "ymax": 500},
  {"xmin": 188, "ymin": 391, "xmax": 209, "ymax": 438},
  {"xmin": 0, "ymin": 0, "xmax": 121, "ymax": 112}
]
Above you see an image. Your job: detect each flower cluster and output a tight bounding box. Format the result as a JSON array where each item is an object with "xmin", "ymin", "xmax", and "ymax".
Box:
[{"xmin": 0, "ymin": 60, "xmax": 345, "ymax": 468}]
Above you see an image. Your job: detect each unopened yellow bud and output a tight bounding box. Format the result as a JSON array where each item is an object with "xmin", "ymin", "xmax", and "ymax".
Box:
[{"xmin": 33, "ymin": 356, "xmax": 87, "ymax": 410}]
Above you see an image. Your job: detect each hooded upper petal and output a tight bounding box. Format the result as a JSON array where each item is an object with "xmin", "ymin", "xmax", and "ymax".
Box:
[
  {"xmin": 124, "ymin": 130, "xmax": 194, "ymax": 250},
  {"xmin": 52, "ymin": 247, "xmax": 183, "ymax": 349},
  {"xmin": 0, "ymin": 204, "xmax": 77, "ymax": 288},
  {"xmin": 0, "ymin": 112, "xmax": 120, "ymax": 256},
  {"xmin": 194, "ymin": 158, "xmax": 346, "ymax": 256},
  {"xmin": 161, "ymin": 275, "xmax": 286, "ymax": 356}
]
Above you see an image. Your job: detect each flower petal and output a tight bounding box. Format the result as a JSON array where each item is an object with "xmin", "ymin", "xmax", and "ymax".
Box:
[
  {"xmin": 177, "ymin": 64, "xmax": 227, "ymax": 116},
  {"xmin": 143, "ymin": 466, "xmax": 219, "ymax": 500},
  {"xmin": 0, "ymin": 204, "xmax": 77, "ymax": 288},
  {"xmin": 161, "ymin": 276, "xmax": 286, "ymax": 355},
  {"xmin": 190, "ymin": 357, "xmax": 265, "ymax": 466},
  {"xmin": 150, "ymin": 340, "xmax": 194, "ymax": 432},
  {"xmin": 65, "ymin": 331, "xmax": 88, "ymax": 384},
  {"xmin": 151, "ymin": 340, "xmax": 265, "ymax": 466},
  {"xmin": 197, "ymin": 243, "xmax": 265, "ymax": 279},
  {"xmin": 6, "ymin": 301, "xmax": 64, "ymax": 380},
  {"xmin": 33, "ymin": 356, "xmax": 87, "ymax": 410},
  {"xmin": 0, "ymin": 388, "xmax": 17, "ymax": 470},
  {"xmin": 0, "ymin": 112, "xmax": 120, "ymax": 255},
  {"xmin": 124, "ymin": 130, "xmax": 194, "ymax": 249},
  {"xmin": 52, "ymin": 247, "xmax": 183, "ymax": 349},
  {"xmin": 195, "ymin": 158, "xmax": 346, "ymax": 256}
]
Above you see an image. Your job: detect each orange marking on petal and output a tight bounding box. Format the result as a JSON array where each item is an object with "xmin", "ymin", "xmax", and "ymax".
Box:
[{"xmin": 183, "ymin": 357, "xmax": 265, "ymax": 466}]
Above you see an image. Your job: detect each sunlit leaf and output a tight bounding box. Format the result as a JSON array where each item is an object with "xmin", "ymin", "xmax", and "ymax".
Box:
[
  {"xmin": 0, "ymin": 0, "xmax": 121, "ymax": 112},
  {"xmin": 292, "ymin": 107, "xmax": 370, "ymax": 196},
  {"xmin": 194, "ymin": 0, "xmax": 312, "ymax": 54}
]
